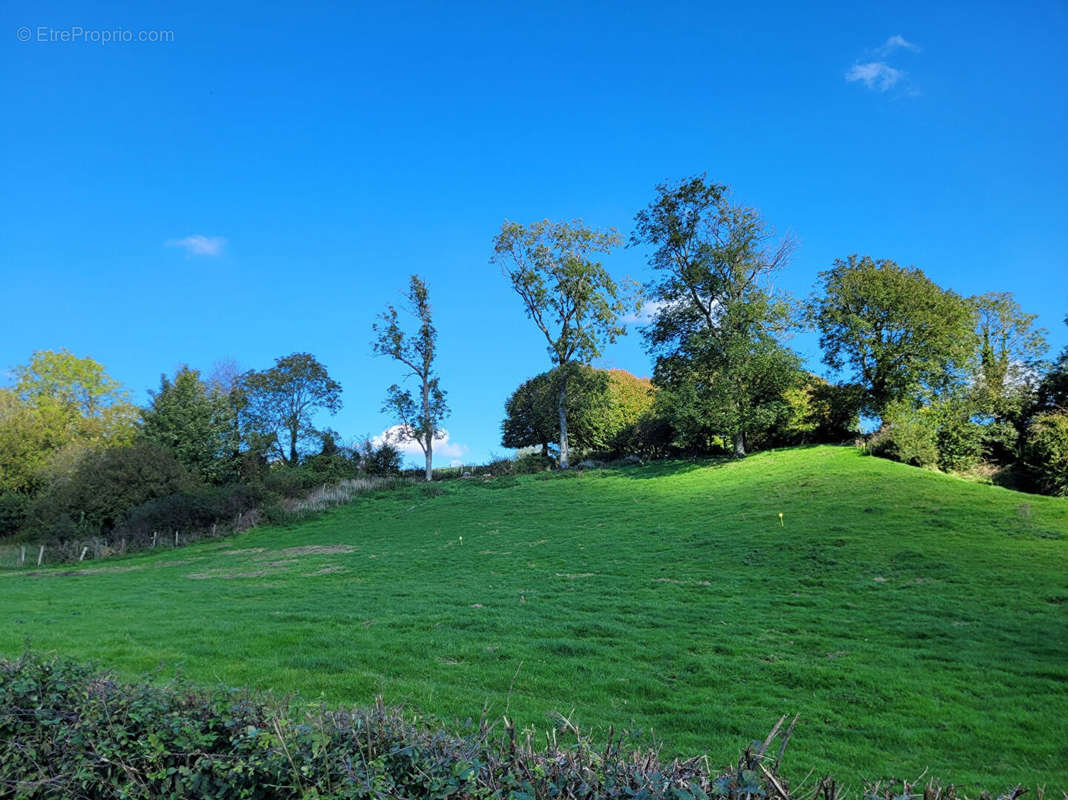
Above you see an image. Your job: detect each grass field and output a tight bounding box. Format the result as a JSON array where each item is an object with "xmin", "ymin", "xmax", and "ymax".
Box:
[{"xmin": 2, "ymin": 446, "xmax": 1066, "ymax": 790}]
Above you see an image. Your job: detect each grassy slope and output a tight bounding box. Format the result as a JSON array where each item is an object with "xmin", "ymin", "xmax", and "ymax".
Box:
[{"xmin": 2, "ymin": 446, "xmax": 1066, "ymax": 790}]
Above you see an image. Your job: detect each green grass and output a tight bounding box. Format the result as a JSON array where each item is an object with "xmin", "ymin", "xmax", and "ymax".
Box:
[{"xmin": 3, "ymin": 446, "xmax": 1066, "ymax": 790}]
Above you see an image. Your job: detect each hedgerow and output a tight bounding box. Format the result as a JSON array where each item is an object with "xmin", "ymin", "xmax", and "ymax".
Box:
[{"xmin": 0, "ymin": 651, "xmax": 1038, "ymax": 800}]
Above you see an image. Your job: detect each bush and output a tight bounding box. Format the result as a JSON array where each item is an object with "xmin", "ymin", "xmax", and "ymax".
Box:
[
  {"xmin": 0, "ymin": 492, "xmax": 28, "ymax": 539},
  {"xmin": 118, "ymin": 483, "xmax": 270, "ymax": 544},
  {"xmin": 0, "ymin": 650, "xmax": 1034, "ymax": 799},
  {"xmin": 869, "ymin": 403, "xmax": 939, "ymax": 468},
  {"xmin": 23, "ymin": 443, "xmax": 195, "ymax": 540},
  {"xmin": 931, "ymin": 401, "xmax": 984, "ymax": 473},
  {"xmin": 358, "ymin": 440, "xmax": 402, "ymax": 476},
  {"xmin": 1022, "ymin": 410, "xmax": 1068, "ymax": 496}
]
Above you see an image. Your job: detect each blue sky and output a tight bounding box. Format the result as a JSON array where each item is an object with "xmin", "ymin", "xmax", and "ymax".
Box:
[{"xmin": 3, "ymin": 1, "xmax": 1066, "ymax": 466}]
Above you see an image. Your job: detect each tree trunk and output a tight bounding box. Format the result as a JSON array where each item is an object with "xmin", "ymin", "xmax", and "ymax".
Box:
[
  {"xmin": 422, "ymin": 376, "xmax": 433, "ymax": 482},
  {"xmin": 732, "ymin": 431, "xmax": 746, "ymax": 458},
  {"xmin": 289, "ymin": 422, "xmax": 299, "ymax": 465},
  {"xmin": 557, "ymin": 376, "xmax": 570, "ymax": 469}
]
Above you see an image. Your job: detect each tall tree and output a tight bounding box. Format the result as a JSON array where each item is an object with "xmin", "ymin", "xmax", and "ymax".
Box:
[
  {"xmin": 13, "ymin": 349, "xmax": 137, "ymax": 444},
  {"xmin": 372, "ymin": 275, "xmax": 449, "ymax": 481},
  {"xmin": 810, "ymin": 256, "xmax": 976, "ymax": 420},
  {"xmin": 969, "ymin": 292, "xmax": 1048, "ymax": 420},
  {"xmin": 1034, "ymin": 314, "xmax": 1068, "ymax": 413},
  {"xmin": 492, "ymin": 219, "xmax": 630, "ymax": 468},
  {"xmin": 140, "ymin": 366, "xmax": 235, "ymax": 484},
  {"xmin": 240, "ymin": 353, "xmax": 342, "ymax": 466},
  {"xmin": 1, "ymin": 351, "xmax": 136, "ymax": 492},
  {"xmin": 632, "ymin": 176, "xmax": 800, "ymax": 457}
]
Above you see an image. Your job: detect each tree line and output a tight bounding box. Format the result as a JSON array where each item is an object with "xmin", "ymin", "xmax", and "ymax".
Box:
[
  {"xmin": 1, "ymin": 172, "xmax": 1066, "ymax": 547},
  {"xmin": 494, "ymin": 175, "xmax": 1067, "ymax": 494}
]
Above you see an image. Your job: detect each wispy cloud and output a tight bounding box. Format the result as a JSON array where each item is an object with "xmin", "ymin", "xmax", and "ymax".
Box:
[
  {"xmin": 165, "ymin": 234, "xmax": 227, "ymax": 257},
  {"xmin": 876, "ymin": 34, "xmax": 920, "ymax": 56},
  {"xmin": 846, "ymin": 61, "xmax": 905, "ymax": 92},
  {"xmin": 372, "ymin": 425, "xmax": 468, "ymax": 462},
  {"xmin": 847, "ymin": 34, "xmax": 920, "ymax": 95},
  {"xmin": 623, "ymin": 299, "xmax": 669, "ymax": 325}
]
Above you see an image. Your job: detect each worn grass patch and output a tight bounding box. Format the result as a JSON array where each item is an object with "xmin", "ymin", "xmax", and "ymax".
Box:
[{"xmin": 1, "ymin": 446, "xmax": 1066, "ymax": 790}]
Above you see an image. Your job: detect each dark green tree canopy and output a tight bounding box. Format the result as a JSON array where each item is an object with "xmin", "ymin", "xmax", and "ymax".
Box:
[
  {"xmin": 633, "ymin": 175, "xmax": 800, "ymax": 456},
  {"xmin": 240, "ymin": 353, "xmax": 342, "ymax": 466},
  {"xmin": 140, "ymin": 366, "xmax": 235, "ymax": 484},
  {"xmin": 809, "ymin": 255, "xmax": 976, "ymax": 417}
]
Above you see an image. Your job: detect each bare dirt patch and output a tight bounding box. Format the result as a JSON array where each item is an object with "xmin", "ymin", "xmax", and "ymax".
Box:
[{"xmin": 273, "ymin": 544, "xmax": 356, "ymax": 557}]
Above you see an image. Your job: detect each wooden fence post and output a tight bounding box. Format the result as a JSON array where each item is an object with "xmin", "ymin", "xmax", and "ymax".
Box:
[
  {"xmin": 37, "ymin": 545, "xmax": 44, "ymax": 567},
  {"xmin": 19, "ymin": 546, "xmax": 25, "ymax": 567},
  {"xmin": 79, "ymin": 546, "xmax": 88, "ymax": 562}
]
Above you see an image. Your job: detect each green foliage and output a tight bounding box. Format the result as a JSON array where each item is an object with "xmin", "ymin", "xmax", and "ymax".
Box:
[
  {"xmin": 776, "ymin": 377, "xmax": 864, "ymax": 445},
  {"xmin": 1033, "ymin": 315, "xmax": 1068, "ymax": 413},
  {"xmin": 0, "ymin": 650, "xmax": 825, "ymax": 800},
  {"xmin": 492, "ymin": 218, "xmax": 633, "ymax": 466},
  {"xmin": 968, "ymin": 292, "xmax": 1048, "ymax": 420},
  {"xmin": 372, "ymin": 275, "xmax": 450, "ymax": 481},
  {"xmin": 240, "ymin": 353, "xmax": 342, "ymax": 466},
  {"xmin": 140, "ymin": 366, "xmax": 236, "ymax": 484},
  {"xmin": 869, "ymin": 402, "xmax": 940, "ymax": 468},
  {"xmin": 0, "ymin": 492, "xmax": 28, "ymax": 538},
  {"xmin": 633, "ymin": 175, "xmax": 801, "ymax": 456},
  {"xmin": 810, "ymin": 256, "xmax": 977, "ymax": 416},
  {"xmin": 23, "ymin": 443, "xmax": 195, "ymax": 539},
  {"xmin": 119, "ymin": 483, "xmax": 269, "ymax": 543},
  {"xmin": 0, "ymin": 351, "xmax": 137, "ymax": 493},
  {"xmin": 502, "ymin": 367, "xmax": 656, "ymax": 457},
  {"xmin": 358, "ymin": 439, "xmax": 403, "ymax": 476},
  {"xmin": 930, "ymin": 399, "xmax": 985, "ymax": 473},
  {"xmin": 1022, "ymin": 411, "xmax": 1068, "ymax": 496}
]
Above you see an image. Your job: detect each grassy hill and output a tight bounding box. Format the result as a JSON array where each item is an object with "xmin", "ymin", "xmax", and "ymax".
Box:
[{"xmin": 2, "ymin": 446, "xmax": 1066, "ymax": 790}]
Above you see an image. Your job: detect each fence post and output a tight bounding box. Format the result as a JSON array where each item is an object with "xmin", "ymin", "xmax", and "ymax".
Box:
[
  {"xmin": 37, "ymin": 545, "xmax": 44, "ymax": 567},
  {"xmin": 174, "ymin": 530, "xmax": 179, "ymax": 548},
  {"xmin": 19, "ymin": 546, "xmax": 25, "ymax": 567},
  {"xmin": 79, "ymin": 546, "xmax": 88, "ymax": 562},
  {"xmin": 152, "ymin": 532, "xmax": 158, "ymax": 548}
]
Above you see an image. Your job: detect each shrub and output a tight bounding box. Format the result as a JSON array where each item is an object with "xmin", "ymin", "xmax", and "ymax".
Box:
[
  {"xmin": 23, "ymin": 443, "xmax": 195, "ymax": 540},
  {"xmin": 869, "ymin": 403, "xmax": 939, "ymax": 468},
  {"xmin": 931, "ymin": 401, "xmax": 984, "ymax": 473},
  {"xmin": 1022, "ymin": 410, "xmax": 1068, "ymax": 496},
  {"xmin": 118, "ymin": 483, "xmax": 270, "ymax": 544},
  {"xmin": 358, "ymin": 440, "xmax": 402, "ymax": 476},
  {"xmin": 0, "ymin": 650, "xmax": 1034, "ymax": 799},
  {"xmin": 0, "ymin": 492, "xmax": 28, "ymax": 539}
]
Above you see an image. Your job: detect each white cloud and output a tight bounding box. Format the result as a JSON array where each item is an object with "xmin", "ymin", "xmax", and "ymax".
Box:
[
  {"xmin": 876, "ymin": 35, "xmax": 920, "ymax": 56},
  {"xmin": 372, "ymin": 425, "xmax": 468, "ymax": 462},
  {"xmin": 845, "ymin": 62, "xmax": 904, "ymax": 92},
  {"xmin": 623, "ymin": 299, "xmax": 670, "ymax": 324},
  {"xmin": 165, "ymin": 234, "xmax": 227, "ymax": 257}
]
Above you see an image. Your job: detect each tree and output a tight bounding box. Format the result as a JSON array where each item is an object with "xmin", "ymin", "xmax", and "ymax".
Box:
[
  {"xmin": 372, "ymin": 275, "xmax": 449, "ymax": 481},
  {"xmin": 13, "ymin": 349, "xmax": 137, "ymax": 445},
  {"xmin": 809, "ymin": 256, "xmax": 976, "ymax": 420},
  {"xmin": 1034, "ymin": 315, "xmax": 1068, "ymax": 413},
  {"xmin": 0, "ymin": 351, "xmax": 137, "ymax": 493},
  {"xmin": 632, "ymin": 176, "xmax": 800, "ymax": 457},
  {"xmin": 492, "ymin": 219, "xmax": 631, "ymax": 468},
  {"xmin": 969, "ymin": 292, "xmax": 1048, "ymax": 419},
  {"xmin": 501, "ymin": 367, "xmax": 654, "ymax": 457},
  {"xmin": 140, "ymin": 366, "xmax": 235, "ymax": 484},
  {"xmin": 240, "ymin": 353, "xmax": 342, "ymax": 466}
]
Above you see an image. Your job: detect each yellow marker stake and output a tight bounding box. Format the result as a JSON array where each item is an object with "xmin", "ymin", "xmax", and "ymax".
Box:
[
  {"xmin": 459, "ymin": 536, "xmax": 463, "ymax": 546},
  {"xmin": 778, "ymin": 512, "xmax": 784, "ymax": 528}
]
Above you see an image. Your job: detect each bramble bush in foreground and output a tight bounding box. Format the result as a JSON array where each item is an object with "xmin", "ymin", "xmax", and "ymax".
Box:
[{"xmin": 0, "ymin": 651, "xmax": 1039, "ymax": 800}]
